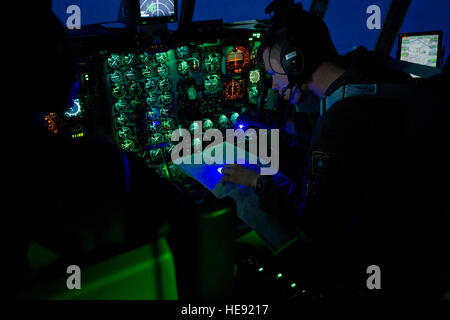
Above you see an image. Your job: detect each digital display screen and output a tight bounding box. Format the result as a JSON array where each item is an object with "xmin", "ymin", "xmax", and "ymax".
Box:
[
  {"xmin": 399, "ymin": 32, "xmax": 441, "ymax": 68},
  {"xmin": 139, "ymin": 0, "xmax": 176, "ymax": 19}
]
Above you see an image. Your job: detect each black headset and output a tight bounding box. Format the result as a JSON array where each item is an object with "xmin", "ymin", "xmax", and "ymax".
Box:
[
  {"xmin": 277, "ymin": 28, "xmax": 306, "ymax": 82},
  {"xmin": 265, "ymin": 0, "xmax": 309, "ymax": 84}
]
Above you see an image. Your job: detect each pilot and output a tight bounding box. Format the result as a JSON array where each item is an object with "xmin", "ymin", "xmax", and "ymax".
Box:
[{"xmin": 221, "ymin": 0, "xmax": 449, "ymax": 298}]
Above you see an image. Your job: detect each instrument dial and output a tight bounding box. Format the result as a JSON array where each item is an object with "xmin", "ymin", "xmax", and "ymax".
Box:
[
  {"xmin": 177, "ymin": 60, "xmax": 190, "ymax": 75},
  {"xmin": 204, "ymin": 74, "xmax": 221, "ymax": 93},
  {"xmin": 112, "ymin": 85, "xmax": 127, "ymax": 99},
  {"xmin": 226, "ymin": 47, "xmax": 250, "ymax": 74},
  {"xmin": 249, "ymin": 70, "xmax": 261, "ymax": 84},
  {"xmin": 203, "ymin": 118, "xmax": 214, "ymax": 130},
  {"xmin": 218, "ymin": 114, "xmax": 229, "ymax": 129},
  {"xmin": 129, "ymin": 81, "xmax": 143, "ymax": 96},
  {"xmin": 114, "ymin": 99, "xmax": 129, "ymax": 113},
  {"xmin": 223, "ymin": 79, "xmax": 244, "ymax": 100},
  {"xmin": 176, "ymin": 46, "xmax": 191, "ymax": 59},
  {"xmin": 155, "ymin": 52, "xmax": 169, "ymax": 64},
  {"xmin": 230, "ymin": 112, "xmax": 240, "ymax": 125},
  {"xmin": 145, "ymin": 78, "xmax": 158, "ymax": 92},
  {"xmin": 110, "ymin": 70, "xmax": 123, "ymax": 84},
  {"xmin": 159, "ymin": 92, "xmax": 173, "ymax": 105},
  {"xmin": 205, "ymin": 52, "xmax": 221, "ymax": 73},
  {"xmin": 162, "ymin": 118, "xmax": 175, "ymax": 130},
  {"xmin": 188, "ymin": 57, "xmax": 201, "ymax": 72},
  {"xmin": 146, "ymin": 92, "xmax": 159, "ymax": 106},
  {"xmin": 125, "ymin": 68, "xmax": 140, "ymax": 81},
  {"xmin": 124, "ymin": 53, "xmax": 138, "ymax": 67},
  {"xmin": 139, "ymin": 53, "xmax": 153, "ymax": 65},
  {"xmin": 158, "ymin": 77, "xmax": 172, "ymax": 91},
  {"xmin": 156, "ymin": 64, "xmax": 170, "ymax": 77},
  {"xmin": 142, "ymin": 65, "xmax": 156, "ymax": 78},
  {"xmin": 118, "ymin": 127, "xmax": 133, "ymax": 140},
  {"xmin": 121, "ymin": 139, "xmax": 135, "ymax": 152},
  {"xmin": 64, "ymin": 98, "xmax": 82, "ymax": 118},
  {"xmin": 108, "ymin": 54, "xmax": 122, "ymax": 70}
]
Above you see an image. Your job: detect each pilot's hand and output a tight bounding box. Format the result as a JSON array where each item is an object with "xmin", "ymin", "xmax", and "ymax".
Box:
[{"xmin": 220, "ymin": 164, "xmax": 259, "ymax": 188}]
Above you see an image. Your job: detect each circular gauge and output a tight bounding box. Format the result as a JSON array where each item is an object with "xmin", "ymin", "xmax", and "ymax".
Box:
[
  {"xmin": 158, "ymin": 77, "xmax": 172, "ymax": 91},
  {"xmin": 162, "ymin": 118, "xmax": 175, "ymax": 130},
  {"xmin": 249, "ymin": 70, "xmax": 261, "ymax": 84},
  {"xmin": 140, "ymin": 53, "xmax": 153, "ymax": 65},
  {"xmin": 187, "ymin": 86, "xmax": 197, "ymax": 100},
  {"xmin": 146, "ymin": 92, "xmax": 159, "ymax": 106},
  {"xmin": 112, "ymin": 85, "xmax": 127, "ymax": 99},
  {"xmin": 147, "ymin": 108, "xmax": 161, "ymax": 121},
  {"xmin": 114, "ymin": 99, "xmax": 129, "ymax": 113},
  {"xmin": 188, "ymin": 58, "xmax": 201, "ymax": 72},
  {"xmin": 159, "ymin": 92, "xmax": 173, "ymax": 105},
  {"xmin": 107, "ymin": 54, "xmax": 122, "ymax": 70},
  {"xmin": 125, "ymin": 68, "xmax": 140, "ymax": 81},
  {"xmin": 230, "ymin": 112, "xmax": 240, "ymax": 125},
  {"xmin": 150, "ymin": 133, "xmax": 163, "ymax": 145},
  {"xmin": 116, "ymin": 113, "xmax": 129, "ymax": 125},
  {"xmin": 110, "ymin": 70, "xmax": 123, "ymax": 84},
  {"xmin": 124, "ymin": 53, "xmax": 138, "ymax": 67},
  {"xmin": 64, "ymin": 98, "xmax": 82, "ymax": 118},
  {"xmin": 203, "ymin": 118, "xmax": 214, "ymax": 130},
  {"xmin": 156, "ymin": 64, "xmax": 170, "ymax": 77},
  {"xmin": 129, "ymin": 81, "xmax": 143, "ymax": 96},
  {"xmin": 130, "ymin": 98, "xmax": 145, "ymax": 110},
  {"xmin": 226, "ymin": 47, "xmax": 250, "ymax": 74},
  {"xmin": 150, "ymin": 149, "xmax": 163, "ymax": 162},
  {"xmin": 248, "ymin": 86, "xmax": 259, "ymax": 104},
  {"xmin": 204, "ymin": 74, "xmax": 221, "ymax": 93},
  {"xmin": 224, "ymin": 79, "xmax": 244, "ymax": 100},
  {"xmin": 177, "ymin": 60, "xmax": 190, "ymax": 76},
  {"xmin": 205, "ymin": 52, "xmax": 221, "ymax": 73},
  {"xmin": 189, "ymin": 122, "xmax": 200, "ymax": 134},
  {"xmin": 218, "ymin": 114, "xmax": 229, "ymax": 129},
  {"xmin": 144, "ymin": 78, "xmax": 158, "ymax": 92},
  {"xmin": 176, "ymin": 46, "xmax": 191, "ymax": 59},
  {"xmin": 122, "ymin": 139, "xmax": 135, "ymax": 152},
  {"xmin": 118, "ymin": 127, "xmax": 133, "ymax": 140},
  {"xmin": 164, "ymin": 131, "xmax": 172, "ymax": 141},
  {"xmin": 142, "ymin": 65, "xmax": 156, "ymax": 78},
  {"xmin": 192, "ymin": 138, "xmax": 202, "ymax": 152},
  {"xmin": 146, "ymin": 109, "xmax": 155, "ymax": 121},
  {"xmin": 155, "ymin": 52, "xmax": 169, "ymax": 64},
  {"xmin": 160, "ymin": 107, "xmax": 169, "ymax": 117}
]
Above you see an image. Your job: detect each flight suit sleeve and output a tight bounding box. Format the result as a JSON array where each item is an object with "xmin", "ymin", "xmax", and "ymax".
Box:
[{"xmin": 255, "ymin": 169, "xmax": 308, "ymax": 220}]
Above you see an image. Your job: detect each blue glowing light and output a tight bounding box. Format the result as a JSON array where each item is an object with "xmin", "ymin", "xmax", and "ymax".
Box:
[
  {"xmin": 64, "ymin": 99, "xmax": 82, "ymax": 118},
  {"xmin": 238, "ymin": 124, "xmax": 244, "ymax": 129}
]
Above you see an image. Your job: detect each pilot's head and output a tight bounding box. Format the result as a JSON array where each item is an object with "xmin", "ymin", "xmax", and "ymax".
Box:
[{"xmin": 258, "ymin": 2, "xmax": 338, "ymax": 104}]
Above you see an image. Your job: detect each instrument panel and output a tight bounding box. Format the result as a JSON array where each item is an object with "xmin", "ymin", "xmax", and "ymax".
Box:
[
  {"xmin": 42, "ymin": 28, "xmax": 267, "ymax": 179},
  {"xmin": 103, "ymin": 35, "xmax": 265, "ymax": 177}
]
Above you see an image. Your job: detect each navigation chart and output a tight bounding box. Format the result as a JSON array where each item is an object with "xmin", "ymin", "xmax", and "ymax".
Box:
[{"xmin": 399, "ymin": 34, "xmax": 440, "ymax": 67}]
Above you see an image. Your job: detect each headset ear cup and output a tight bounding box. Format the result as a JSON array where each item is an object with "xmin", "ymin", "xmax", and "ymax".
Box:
[{"xmin": 280, "ymin": 45, "xmax": 305, "ymax": 80}]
